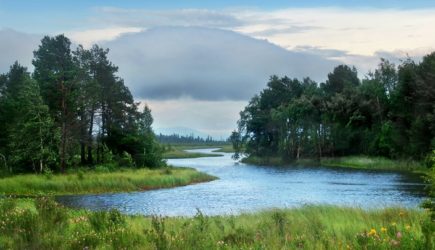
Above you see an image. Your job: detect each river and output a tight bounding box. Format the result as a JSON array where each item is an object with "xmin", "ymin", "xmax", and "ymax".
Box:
[{"xmin": 56, "ymin": 148, "xmax": 427, "ymax": 216}]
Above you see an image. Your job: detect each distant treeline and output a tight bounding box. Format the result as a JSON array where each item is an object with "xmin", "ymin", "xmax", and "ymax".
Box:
[
  {"xmin": 157, "ymin": 134, "xmax": 227, "ymax": 145},
  {"xmin": 231, "ymin": 54, "xmax": 435, "ymax": 162},
  {"xmin": 0, "ymin": 35, "xmax": 163, "ymax": 174}
]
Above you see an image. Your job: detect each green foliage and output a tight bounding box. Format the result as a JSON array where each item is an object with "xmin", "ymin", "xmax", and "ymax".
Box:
[
  {"xmin": 229, "ymin": 131, "xmax": 242, "ymax": 160},
  {"xmin": 0, "ymin": 35, "xmax": 165, "ymax": 174},
  {"xmin": 237, "ymin": 55, "xmax": 435, "ymax": 163}
]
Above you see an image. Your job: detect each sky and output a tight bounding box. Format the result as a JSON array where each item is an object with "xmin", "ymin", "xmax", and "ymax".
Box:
[{"xmin": 0, "ymin": 1, "xmax": 434, "ymax": 138}]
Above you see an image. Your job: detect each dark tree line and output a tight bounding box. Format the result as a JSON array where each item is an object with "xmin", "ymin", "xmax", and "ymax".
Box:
[
  {"xmin": 157, "ymin": 134, "xmax": 225, "ymax": 145},
  {"xmin": 0, "ymin": 35, "xmax": 163, "ymax": 173},
  {"xmin": 233, "ymin": 54, "xmax": 435, "ymax": 162}
]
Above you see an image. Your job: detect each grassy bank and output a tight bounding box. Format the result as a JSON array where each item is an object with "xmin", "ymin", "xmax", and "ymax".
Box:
[
  {"xmin": 321, "ymin": 156, "xmax": 425, "ymax": 172},
  {"xmin": 212, "ymin": 144, "xmax": 235, "ymax": 153},
  {"xmin": 0, "ymin": 167, "xmax": 217, "ymax": 196},
  {"xmin": 162, "ymin": 144, "xmax": 235, "ymax": 159},
  {"xmin": 163, "ymin": 148, "xmax": 222, "ymax": 159},
  {"xmin": 0, "ymin": 198, "xmax": 432, "ymax": 249},
  {"xmin": 242, "ymin": 155, "xmax": 428, "ymax": 173},
  {"xmin": 163, "ymin": 144, "xmax": 234, "ymax": 159}
]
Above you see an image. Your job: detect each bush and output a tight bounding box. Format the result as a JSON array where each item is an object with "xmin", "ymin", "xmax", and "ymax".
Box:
[{"xmin": 43, "ymin": 168, "xmax": 53, "ymax": 180}]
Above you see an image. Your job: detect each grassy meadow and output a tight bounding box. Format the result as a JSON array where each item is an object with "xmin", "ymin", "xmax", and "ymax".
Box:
[
  {"xmin": 0, "ymin": 198, "xmax": 432, "ymax": 249},
  {"xmin": 0, "ymin": 167, "xmax": 216, "ymax": 196}
]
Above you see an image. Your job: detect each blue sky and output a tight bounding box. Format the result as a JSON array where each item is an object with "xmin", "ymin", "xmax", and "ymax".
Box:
[
  {"xmin": 1, "ymin": 0, "xmax": 435, "ymax": 33},
  {"xmin": 1, "ymin": 1, "xmax": 434, "ymax": 137}
]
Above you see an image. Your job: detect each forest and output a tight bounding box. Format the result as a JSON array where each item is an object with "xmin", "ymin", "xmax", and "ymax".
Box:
[
  {"xmin": 232, "ymin": 55, "xmax": 435, "ymax": 163},
  {"xmin": 0, "ymin": 35, "xmax": 164, "ymax": 174},
  {"xmin": 157, "ymin": 133, "xmax": 225, "ymax": 145}
]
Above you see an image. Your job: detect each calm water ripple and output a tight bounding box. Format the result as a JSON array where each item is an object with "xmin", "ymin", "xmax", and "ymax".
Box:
[{"xmin": 56, "ymin": 148, "xmax": 428, "ymax": 216}]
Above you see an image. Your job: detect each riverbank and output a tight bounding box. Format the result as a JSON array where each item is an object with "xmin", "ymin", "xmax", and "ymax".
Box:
[
  {"xmin": 0, "ymin": 167, "xmax": 217, "ymax": 196},
  {"xmin": 0, "ymin": 198, "xmax": 431, "ymax": 249},
  {"xmin": 163, "ymin": 144, "xmax": 234, "ymax": 159},
  {"xmin": 242, "ymin": 155, "xmax": 429, "ymax": 173},
  {"xmin": 163, "ymin": 148, "xmax": 222, "ymax": 159}
]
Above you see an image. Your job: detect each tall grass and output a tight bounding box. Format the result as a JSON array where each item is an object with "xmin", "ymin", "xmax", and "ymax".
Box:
[
  {"xmin": 163, "ymin": 148, "xmax": 222, "ymax": 159},
  {"xmin": 0, "ymin": 198, "xmax": 432, "ymax": 249},
  {"xmin": 212, "ymin": 145, "xmax": 235, "ymax": 153},
  {"xmin": 321, "ymin": 156, "xmax": 425, "ymax": 172},
  {"xmin": 0, "ymin": 167, "xmax": 216, "ymax": 195},
  {"xmin": 242, "ymin": 155, "xmax": 428, "ymax": 173}
]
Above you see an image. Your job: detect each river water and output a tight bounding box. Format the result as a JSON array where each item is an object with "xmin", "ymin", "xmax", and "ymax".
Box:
[{"xmin": 56, "ymin": 148, "xmax": 427, "ymax": 216}]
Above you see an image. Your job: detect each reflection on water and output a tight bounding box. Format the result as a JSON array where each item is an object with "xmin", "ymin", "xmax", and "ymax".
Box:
[{"xmin": 56, "ymin": 148, "xmax": 427, "ymax": 216}]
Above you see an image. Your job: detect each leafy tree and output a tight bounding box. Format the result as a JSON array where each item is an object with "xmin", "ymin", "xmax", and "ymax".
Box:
[
  {"xmin": 0, "ymin": 63, "xmax": 57, "ymax": 172},
  {"xmin": 229, "ymin": 131, "xmax": 242, "ymax": 160},
  {"xmin": 33, "ymin": 35, "xmax": 78, "ymax": 172},
  {"xmin": 8, "ymin": 77, "xmax": 58, "ymax": 172}
]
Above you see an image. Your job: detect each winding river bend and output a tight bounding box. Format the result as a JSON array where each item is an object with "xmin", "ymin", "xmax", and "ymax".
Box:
[{"xmin": 57, "ymin": 148, "xmax": 427, "ymax": 216}]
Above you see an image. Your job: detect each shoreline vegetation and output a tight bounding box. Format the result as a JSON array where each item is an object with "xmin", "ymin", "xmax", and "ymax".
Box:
[
  {"xmin": 163, "ymin": 144, "xmax": 429, "ymax": 174},
  {"xmin": 0, "ymin": 198, "xmax": 432, "ymax": 249},
  {"xmin": 162, "ymin": 144, "xmax": 234, "ymax": 159},
  {"xmin": 0, "ymin": 167, "xmax": 217, "ymax": 196},
  {"xmin": 241, "ymin": 155, "xmax": 429, "ymax": 174}
]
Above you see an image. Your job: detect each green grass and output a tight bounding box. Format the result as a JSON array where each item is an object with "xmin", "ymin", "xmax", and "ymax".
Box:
[
  {"xmin": 0, "ymin": 198, "xmax": 432, "ymax": 249},
  {"xmin": 212, "ymin": 144, "xmax": 235, "ymax": 153},
  {"xmin": 242, "ymin": 155, "xmax": 429, "ymax": 173},
  {"xmin": 167, "ymin": 144, "xmax": 228, "ymax": 151},
  {"xmin": 163, "ymin": 144, "xmax": 234, "ymax": 159},
  {"xmin": 321, "ymin": 155, "xmax": 427, "ymax": 173},
  {"xmin": 163, "ymin": 148, "xmax": 223, "ymax": 159},
  {"xmin": 0, "ymin": 167, "xmax": 217, "ymax": 196}
]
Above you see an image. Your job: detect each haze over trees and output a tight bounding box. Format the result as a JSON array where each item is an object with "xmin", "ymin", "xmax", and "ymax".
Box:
[
  {"xmin": 0, "ymin": 35, "xmax": 163, "ymax": 173},
  {"xmin": 157, "ymin": 133, "xmax": 225, "ymax": 145},
  {"xmin": 233, "ymin": 54, "xmax": 435, "ymax": 162}
]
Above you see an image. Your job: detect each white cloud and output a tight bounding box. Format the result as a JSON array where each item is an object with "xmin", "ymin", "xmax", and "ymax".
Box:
[
  {"xmin": 66, "ymin": 27, "xmax": 143, "ymax": 47},
  {"xmin": 103, "ymin": 26, "xmax": 338, "ymax": 101},
  {"xmin": 233, "ymin": 8, "xmax": 435, "ymax": 56},
  {"xmin": 77, "ymin": 7, "xmax": 435, "ymax": 58}
]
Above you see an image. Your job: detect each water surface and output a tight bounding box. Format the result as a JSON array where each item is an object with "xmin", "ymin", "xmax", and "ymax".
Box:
[{"xmin": 57, "ymin": 148, "xmax": 427, "ymax": 216}]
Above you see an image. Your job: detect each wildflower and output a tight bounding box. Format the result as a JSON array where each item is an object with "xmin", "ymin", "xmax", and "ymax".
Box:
[
  {"xmin": 368, "ymin": 228, "xmax": 377, "ymax": 236},
  {"xmin": 405, "ymin": 225, "xmax": 411, "ymax": 231},
  {"xmin": 396, "ymin": 232, "xmax": 402, "ymax": 239},
  {"xmin": 381, "ymin": 227, "xmax": 387, "ymax": 233},
  {"xmin": 399, "ymin": 211, "xmax": 405, "ymax": 217}
]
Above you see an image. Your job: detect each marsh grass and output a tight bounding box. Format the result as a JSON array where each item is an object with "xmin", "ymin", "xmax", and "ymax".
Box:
[
  {"xmin": 0, "ymin": 167, "xmax": 216, "ymax": 195},
  {"xmin": 212, "ymin": 145, "xmax": 235, "ymax": 153},
  {"xmin": 0, "ymin": 198, "xmax": 432, "ymax": 249},
  {"xmin": 163, "ymin": 148, "xmax": 222, "ymax": 159},
  {"xmin": 321, "ymin": 156, "xmax": 426, "ymax": 172},
  {"xmin": 243, "ymin": 155, "xmax": 428, "ymax": 173},
  {"xmin": 163, "ymin": 144, "xmax": 235, "ymax": 159}
]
